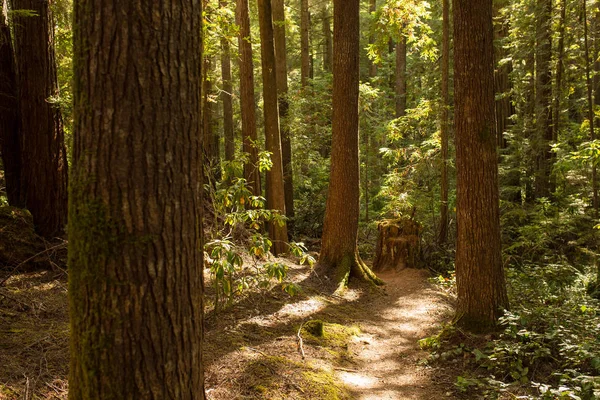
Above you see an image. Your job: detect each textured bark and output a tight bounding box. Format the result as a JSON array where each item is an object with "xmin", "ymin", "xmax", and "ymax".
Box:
[
  {"xmin": 258, "ymin": 0, "xmax": 288, "ymax": 255},
  {"xmin": 322, "ymin": 2, "xmax": 332, "ymax": 73},
  {"xmin": 69, "ymin": 1, "xmax": 205, "ymax": 399},
  {"xmin": 300, "ymin": 0, "xmax": 310, "ymax": 86},
  {"xmin": 584, "ymin": 0, "xmax": 598, "ymax": 216},
  {"xmin": 12, "ymin": 0, "xmax": 68, "ymax": 238},
  {"xmin": 221, "ymin": 0, "xmax": 235, "ymax": 162},
  {"xmin": 533, "ymin": 0, "xmax": 553, "ymax": 198},
  {"xmin": 454, "ymin": 0, "xmax": 508, "ymax": 332},
  {"xmin": 395, "ymin": 36, "xmax": 407, "ymax": 118},
  {"xmin": 272, "ymin": 0, "xmax": 294, "ymax": 234},
  {"xmin": 0, "ymin": 1, "xmax": 22, "ymax": 207},
  {"xmin": 319, "ymin": 0, "xmax": 381, "ymax": 289},
  {"xmin": 439, "ymin": 0, "xmax": 450, "ymax": 244},
  {"xmin": 237, "ymin": 0, "xmax": 261, "ymax": 195}
]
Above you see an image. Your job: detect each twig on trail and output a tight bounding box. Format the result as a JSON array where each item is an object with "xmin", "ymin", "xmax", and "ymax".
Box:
[
  {"xmin": 297, "ymin": 322, "xmax": 306, "ymax": 360},
  {"xmin": 246, "ymin": 347, "xmax": 269, "ymax": 357},
  {"xmin": 0, "ymin": 242, "xmax": 67, "ymax": 286},
  {"xmin": 334, "ymin": 367, "xmax": 360, "ymax": 373}
]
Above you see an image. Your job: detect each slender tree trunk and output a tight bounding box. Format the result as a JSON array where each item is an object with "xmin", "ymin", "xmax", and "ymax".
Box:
[
  {"xmin": 493, "ymin": 0, "xmax": 514, "ymax": 148},
  {"xmin": 584, "ymin": 0, "xmax": 599, "ymax": 216},
  {"xmin": 300, "ymin": 0, "xmax": 310, "ymax": 86},
  {"xmin": 69, "ymin": 1, "xmax": 205, "ymax": 398},
  {"xmin": 322, "ymin": 2, "xmax": 332, "ymax": 73},
  {"xmin": 395, "ymin": 36, "xmax": 407, "ymax": 118},
  {"xmin": 368, "ymin": 0, "xmax": 377, "ymax": 78},
  {"xmin": 12, "ymin": 0, "xmax": 68, "ymax": 238},
  {"xmin": 221, "ymin": 0, "xmax": 235, "ymax": 162},
  {"xmin": 553, "ymin": 0, "xmax": 566, "ymax": 143},
  {"xmin": 320, "ymin": 0, "xmax": 382, "ymax": 289},
  {"xmin": 237, "ymin": 0, "xmax": 261, "ymax": 195},
  {"xmin": 0, "ymin": 1, "xmax": 22, "ymax": 207},
  {"xmin": 439, "ymin": 0, "xmax": 450, "ymax": 244},
  {"xmin": 454, "ymin": 0, "xmax": 508, "ymax": 332},
  {"xmin": 273, "ymin": 0, "xmax": 294, "ymax": 235},
  {"xmin": 203, "ymin": 57, "xmax": 218, "ymax": 179},
  {"xmin": 257, "ymin": 0, "xmax": 288, "ymax": 255},
  {"xmin": 534, "ymin": 0, "xmax": 553, "ymax": 198}
]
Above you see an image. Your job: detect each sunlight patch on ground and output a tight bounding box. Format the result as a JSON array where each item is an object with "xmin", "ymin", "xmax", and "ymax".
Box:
[{"xmin": 338, "ymin": 371, "xmax": 380, "ymax": 388}]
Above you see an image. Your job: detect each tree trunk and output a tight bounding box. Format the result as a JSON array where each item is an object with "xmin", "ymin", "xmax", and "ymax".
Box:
[
  {"xmin": 319, "ymin": 0, "xmax": 382, "ymax": 289},
  {"xmin": 273, "ymin": 0, "xmax": 294, "ymax": 235},
  {"xmin": 203, "ymin": 57, "xmax": 220, "ymax": 181},
  {"xmin": 395, "ymin": 36, "xmax": 407, "ymax": 118},
  {"xmin": 553, "ymin": 0, "xmax": 566, "ymax": 143},
  {"xmin": 69, "ymin": 0, "xmax": 205, "ymax": 398},
  {"xmin": 454, "ymin": 0, "xmax": 508, "ymax": 332},
  {"xmin": 237, "ymin": 0, "xmax": 261, "ymax": 195},
  {"xmin": 533, "ymin": 0, "xmax": 553, "ymax": 198},
  {"xmin": 300, "ymin": 0, "xmax": 310, "ymax": 86},
  {"xmin": 368, "ymin": 0, "xmax": 377, "ymax": 78},
  {"xmin": 373, "ymin": 218, "xmax": 421, "ymax": 271},
  {"xmin": 439, "ymin": 0, "xmax": 450, "ymax": 244},
  {"xmin": 493, "ymin": 0, "xmax": 514, "ymax": 148},
  {"xmin": 257, "ymin": 0, "xmax": 288, "ymax": 255},
  {"xmin": 0, "ymin": 1, "xmax": 22, "ymax": 207},
  {"xmin": 221, "ymin": 0, "xmax": 235, "ymax": 162},
  {"xmin": 584, "ymin": 0, "xmax": 599, "ymax": 216},
  {"xmin": 12, "ymin": 0, "xmax": 68, "ymax": 238},
  {"xmin": 322, "ymin": 2, "xmax": 332, "ymax": 73}
]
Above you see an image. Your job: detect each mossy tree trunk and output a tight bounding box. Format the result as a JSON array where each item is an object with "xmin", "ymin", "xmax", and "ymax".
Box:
[
  {"xmin": 12, "ymin": 0, "xmax": 68, "ymax": 238},
  {"xmin": 454, "ymin": 0, "xmax": 508, "ymax": 332},
  {"xmin": 319, "ymin": 0, "xmax": 382, "ymax": 290},
  {"xmin": 0, "ymin": 1, "xmax": 22, "ymax": 208},
  {"xmin": 258, "ymin": 0, "xmax": 288, "ymax": 255},
  {"xmin": 237, "ymin": 0, "xmax": 261, "ymax": 196},
  {"xmin": 69, "ymin": 1, "xmax": 205, "ymax": 398}
]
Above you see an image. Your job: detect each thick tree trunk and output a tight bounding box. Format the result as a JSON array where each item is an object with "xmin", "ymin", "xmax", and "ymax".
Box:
[
  {"xmin": 322, "ymin": 2, "xmax": 332, "ymax": 73},
  {"xmin": 533, "ymin": 0, "xmax": 553, "ymax": 198},
  {"xmin": 300, "ymin": 0, "xmax": 310, "ymax": 86},
  {"xmin": 237, "ymin": 0, "xmax": 261, "ymax": 195},
  {"xmin": 320, "ymin": 0, "xmax": 382, "ymax": 289},
  {"xmin": 257, "ymin": 0, "xmax": 288, "ymax": 255},
  {"xmin": 12, "ymin": 0, "xmax": 68, "ymax": 238},
  {"xmin": 221, "ymin": 0, "xmax": 235, "ymax": 162},
  {"xmin": 69, "ymin": 1, "xmax": 205, "ymax": 398},
  {"xmin": 0, "ymin": 1, "xmax": 22, "ymax": 207},
  {"xmin": 395, "ymin": 36, "xmax": 407, "ymax": 118},
  {"xmin": 272, "ymin": 0, "xmax": 294, "ymax": 235},
  {"xmin": 439, "ymin": 0, "xmax": 450, "ymax": 244},
  {"xmin": 454, "ymin": 0, "xmax": 508, "ymax": 332}
]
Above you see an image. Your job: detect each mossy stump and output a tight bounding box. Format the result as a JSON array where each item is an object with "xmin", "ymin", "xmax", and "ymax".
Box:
[
  {"xmin": 372, "ymin": 217, "xmax": 422, "ymax": 272},
  {"xmin": 0, "ymin": 206, "xmax": 50, "ymax": 271}
]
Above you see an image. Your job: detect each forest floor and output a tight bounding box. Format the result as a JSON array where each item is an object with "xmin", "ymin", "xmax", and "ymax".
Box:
[{"xmin": 0, "ymin": 259, "xmax": 457, "ymax": 399}]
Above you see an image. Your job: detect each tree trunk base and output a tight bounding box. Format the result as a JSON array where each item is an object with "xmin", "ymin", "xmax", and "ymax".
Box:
[
  {"xmin": 316, "ymin": 251, "xmax": 383, "ymax": 293},
  {"xmin": 373, "ymin": 218, "xmax": 422, "ymax": 272}
]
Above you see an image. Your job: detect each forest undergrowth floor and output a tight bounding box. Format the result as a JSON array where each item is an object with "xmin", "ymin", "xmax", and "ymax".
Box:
[{"xmin": 0, "ymin": 260, "xmax": 455, "ymax": 399}]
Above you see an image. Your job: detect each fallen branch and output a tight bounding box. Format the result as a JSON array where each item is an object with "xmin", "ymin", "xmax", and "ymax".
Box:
[
  {"xmin": 0, "ymin": 242, "xmax": 66, "ymax": 286},
  {"xmin": 297, "ymin": 322, "xmax": 306, "ymax": 360}
]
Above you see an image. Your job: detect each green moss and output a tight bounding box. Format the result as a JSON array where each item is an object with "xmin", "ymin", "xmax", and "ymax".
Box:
[
  {"xmin": 304, "ymin": 319, "xmax": 324, "ymax": 337},
  {"xmin": 302, "ymin": 370, "xmax": 349, "ymax": 400},
  {"xmin": 302, "ymin": 321, "xmax": 360, "ymax": 348}
]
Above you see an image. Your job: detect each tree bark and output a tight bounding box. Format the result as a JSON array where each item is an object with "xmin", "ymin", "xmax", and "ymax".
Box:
[
  {"xmin": 221, "ymin": 0, "xmax": 235, "ymax": 162},
  {"xmin": 0, "ymin": 1, "xmax": 22, "ymax": 207},
  {"xmin": 300, "ymin": 0, "xmax": 310, "ymax": 86},
  {"xmin": 553, "ymin": 0, "xmax": 566, "ymax": 143},
  {"xmin": 322, "ymin": 2, "xmax": 332, "ymax": 73},
  {"xmin": 533, "ymin": 0, "xmax": 553, "ymax": 198},
  {"xmin": 319, "ymin": 0, "xmax": 382, "ymax": 289},
  {"xmin": 454, "ymin": 0, "xmax": 508, "ymax": 332},
  {"xmin": 237, "ymin": 0, "xmax": 261, "ymax": 195},
  {"xmin": 493, "ymin": 0, "xmax": 514, "ymax": 148},
  {"xmin": 395, "ymin": 36, "xmax": 407, "ymax": 118},
  {"xmin": 12, "ymin": 0, "xmax": 68, "ymax": 238},
  {"xmin": 439, "ymin": 0, "xmax": 450, "ymax": 244},
  {"xmin": 368, "ymin": 0, "xmax": 376, "ymax": 78},
  {"xmin": 69, "ymin": 0, "xmax": 205, "ymax": 398},
  {"xmin": 272, "ymin": 0, "xmax": 294, "ymax": 235},
  {"xmin": 203, "ymin": 57, "xmax": 219, "ymax": 180},
  {"xmin": 257, "ymin": 0, "xmax": 288, "ymax": 255}
]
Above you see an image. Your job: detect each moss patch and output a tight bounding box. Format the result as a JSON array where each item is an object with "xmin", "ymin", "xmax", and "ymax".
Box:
[{"xmin": 243, "ymin": 355, "xmax": 350, "ymax": 399}]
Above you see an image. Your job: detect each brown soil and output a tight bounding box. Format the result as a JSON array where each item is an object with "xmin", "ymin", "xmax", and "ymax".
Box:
[{"xmin": 0, "ymin": 262, "xmax": 454, "ymax": 399}]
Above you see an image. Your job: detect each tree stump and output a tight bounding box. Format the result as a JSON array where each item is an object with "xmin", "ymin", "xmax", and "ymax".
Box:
[{"xmin": 372, "ymin": 218, "xmax": 422, "ymax": 272}]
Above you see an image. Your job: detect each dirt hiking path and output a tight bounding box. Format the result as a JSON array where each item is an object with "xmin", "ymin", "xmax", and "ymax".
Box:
[
  {"xmin": 204, "ymin": 267, "xmax": 455, "ymax": 399},
  {"xmin": 339, "ymin": 269, "xmax": 453, "ymax": 399}
]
